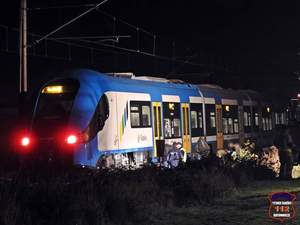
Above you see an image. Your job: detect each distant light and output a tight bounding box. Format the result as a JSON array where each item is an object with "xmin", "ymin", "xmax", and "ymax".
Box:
[
  {"xmin": 21, "ymin": 137, "xmax": 30, "ymax": 147},
  {"xmin": 297, "ymin": 93, "xmax": 300, "ymax": 99},
  {"xmin": 66, "ymin": 135, "xmax": 77, "ymax": 144},
  {"xmin": 267, "ymin": 107, "xmax": 271, "ymax": 113},
  {"xmin": 42, "ymin": 85, "xmax": 63, "ymax": 94},
  {"xmin": 225, "ymin": 105, "xmax": 230, "ymax": 112}
]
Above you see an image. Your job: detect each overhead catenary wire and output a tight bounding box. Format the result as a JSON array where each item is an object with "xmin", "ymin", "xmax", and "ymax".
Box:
[
  {"xmin": 28, "ymin": 4, "xmax": 97, "ymax": 11},
  {"xmin": 28, "ymin": 3, "xmax": 155, "ymax": 38},
  {"xmin": 63, "ymin": 37, "xmax": 204, "ymax": 66},
  {"xmin": 96, "ymin": 9, "xmax": 155, "ymax": 37},
  {"xmin": 0, "ymin": 24, "xmax": 208, "ymax": 69},
  {"xmin": 30, "ymin": 0, "xmax": 109, "ymax": 47},
  {"xmin": 25, "ymin": 3, "xmax": 180, "ymax": 66},
  {"xmin": 8, "ymin": 25, "xmax": 130, "ymax": 57},
  {"xmin": 23, "ymin": 3, "xmax": 234, "ymax": 72},
  {"xmin": 49, "ymin": 35, "xmax": 131, "ymax": 40},
  {"xmin": 1, "ymin": 24, "xmax": 233, "ymax": 74}
]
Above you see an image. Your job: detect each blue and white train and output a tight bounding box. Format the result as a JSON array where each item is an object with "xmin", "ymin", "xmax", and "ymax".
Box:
[{"xmin": 21, "ymin": 69, "xmax": 287, "ymax": 167}]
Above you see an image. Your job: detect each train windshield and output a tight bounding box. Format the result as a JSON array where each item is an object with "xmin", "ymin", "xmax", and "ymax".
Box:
[
  {"xmin": 33, "ymin": 79, "xmax": 79, "ymax": 135},
  {"xmin": 36, "ymin": 94, "xmax": 74, "ymax": 120}
]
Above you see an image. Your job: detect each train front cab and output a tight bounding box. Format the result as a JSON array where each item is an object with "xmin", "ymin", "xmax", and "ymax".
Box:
[
  {"xmin": 29, "ymin": 78, "xmax": 82, "ymax": 163},
  {"xmin": 29, "ymin": 74, "xmax": 112, "ymax": 167}
]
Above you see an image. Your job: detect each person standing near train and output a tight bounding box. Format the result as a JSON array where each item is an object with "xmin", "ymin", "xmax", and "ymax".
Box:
[{"xmin": 274, "ymin": 125, "xmax": 294, "ymax": 179}]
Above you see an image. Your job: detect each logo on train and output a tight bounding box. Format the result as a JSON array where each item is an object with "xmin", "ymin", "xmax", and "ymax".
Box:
[{"xmin": 268, "ymin": 192, "xmax": 296, "ymax": 222}]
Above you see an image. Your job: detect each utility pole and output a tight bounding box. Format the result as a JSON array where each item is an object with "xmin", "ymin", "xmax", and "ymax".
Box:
[
  {"xmin": 20, "ymin": 0, "xmax": 27, "ymax": 93},
  {"xmin": 19, "ymin": 0, "xmax": 27, "ymax": 119}
]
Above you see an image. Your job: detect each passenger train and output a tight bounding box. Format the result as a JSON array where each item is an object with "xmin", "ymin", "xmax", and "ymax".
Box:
[{"xmin": 18, "ymin": 69, "xmax": 288, "ymax": 168}]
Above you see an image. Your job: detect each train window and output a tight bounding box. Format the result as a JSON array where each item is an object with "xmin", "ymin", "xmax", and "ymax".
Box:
[
  {"xmin": 234, "ymin": 119, "xmax": 239, "ymax": 133},
  {"xmin": 35, "ymin": 80, "xmax": 79, "ymax": 121},
  {"xmin": 268, "ymin": 118, "xmax": 273, "ymax": 130},
  {"xmin": 142, "ymin": 105, "xmax": 151, "ymax": 126},
  {"xmin": 164, "ymin": 118, "xmax": 172, "ymax": 138},
  {"xmin": 222, "ymin": 105, "xmax": 238, "ymax": 134},
  {"xmin": 281, "ymin": 113, "xmax": 286, "ymax": 125},
  {"xmin": 248, "ymin": 113, "xmax": 251, "ymax": 126},
  {"xmin": 131, "ymin": 112, "xmax": 140, "ymax": 127},
  {"xmin": 244, "ymin": 112, "xmax": 248, "ymax": 126},
  {"xmin": 275, "ymin": 113, "xmax": 279, "ymax": 125},
  {"xmin": 243, "ymin": 106, "xmax": 251, "ymax": 128},
  {"xmin": 173, "ymin": 118, "xmax": 181, "ymax": 137},
  {"xmin": 191, "ymin": 111, "xmax": 198, "ymax": 128},
  {"xmin": 243, "ymin": 106, "xmax": 252, "ymax": 133},
  {"xmin": 223, "ymin": 118, "xmax": 228, "ymax": 134},
  {"xmin": 264, "ymin": 118, "xmax": 267, "ymax": 130},
  {"xmin": 228, "ymin": 118, "xmax": 234, "ymax": 133},
  {"xmin": 210, "ymin": 112, "xmax": 216, "ymax": 128},
  {"xmin": 254, "ymin": 113, "xmax": 259, "ymax": 127},
  {"xmin": 243, "ymin": 111, "xmax": 251, "ymax": 127},
  {"xmin": 205, "ymin": 104, "xmax": 216, "ymax": 136},
  {"xmin": 130, "ymin": 101, "xmax": 151, "ymax": 128},
  {"xmin": 262, "ymin": 108, "xmax": 272, "ymax": 131},
  {"xmin": 276, "ymin": 112, "xmax": 286, "ymax": 125},
  {"xmin": 198, "ymin": 112, "xmax": 203, "ymax": 128},
  {"xmin": 163, "ymin": 102, "xmax": 181, "ymax": 138},
  {"xmin": 191, "ymin": 104, "xmax": 204, "ymax": 137}
]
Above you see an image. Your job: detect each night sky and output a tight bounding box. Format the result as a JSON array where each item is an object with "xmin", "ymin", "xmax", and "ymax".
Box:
[{"xmin": 1, "ymin": 0, "xmax": 300, "ymax": 106}]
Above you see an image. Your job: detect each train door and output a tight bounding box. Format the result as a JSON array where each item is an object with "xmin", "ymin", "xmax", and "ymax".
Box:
[
  {"xmin": 152, "ymin": 102, "xmax": 163, "ymax": 157},
  {"xmin": 216, "ymin": 104, "xmax": 224, "ymax": 149},
  {"xmin": 181, "ymin": 103, "xmax": 191, "ymax": 153},
  {"xmin": 238, "ymin": 105, "xmax": 244, "ymax": 143}
]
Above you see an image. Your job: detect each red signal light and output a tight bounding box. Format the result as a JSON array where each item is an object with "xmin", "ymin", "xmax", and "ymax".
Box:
[
  {"xmin": 21, "ymin": 136, "xmax": 30, "ymax": 147},
  {"xmin": 66, "ymin": 134, "xmax": 77, "ymax": 144}
]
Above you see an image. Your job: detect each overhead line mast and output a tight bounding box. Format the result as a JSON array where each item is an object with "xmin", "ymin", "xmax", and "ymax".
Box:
[{"xmin": 19, "ymin": 0, "xmax": 27, "ymax": 93}]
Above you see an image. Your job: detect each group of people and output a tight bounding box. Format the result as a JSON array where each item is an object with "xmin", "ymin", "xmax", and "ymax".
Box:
[
  {"xmin": 165, "ymin": 137, "xmax": 211, "ymax": 168},
  {"xmin": 165, "ymin": 125, "xmax": 298, "ymax": 179}
]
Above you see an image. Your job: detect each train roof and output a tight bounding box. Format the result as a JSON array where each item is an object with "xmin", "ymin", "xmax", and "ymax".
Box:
[
  {"xmin": 50, "ymin": 69, "xmax": 278, "ymax": 108},
  {"xmin": 65, "ymin": 69, "xmax": 200, "ymax": 102}
]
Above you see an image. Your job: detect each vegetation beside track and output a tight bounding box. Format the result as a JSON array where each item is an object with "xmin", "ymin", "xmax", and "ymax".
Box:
[{"xmin": 1, "ymin": 158, "xmax": 298, "ymax": 225}]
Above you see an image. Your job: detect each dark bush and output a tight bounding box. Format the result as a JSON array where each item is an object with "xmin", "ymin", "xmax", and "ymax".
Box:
[{"xmin": 0, "ymin": 161, "xmax": 250, "ymax": 225}]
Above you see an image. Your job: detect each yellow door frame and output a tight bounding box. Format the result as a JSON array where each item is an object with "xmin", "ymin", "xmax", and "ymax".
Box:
[
  {"xmin": 152, "ymin": 102, "xmax": 163, "ymax": 157},
  {"xmin": 216, "ymin": 104, "xmax": 224, "ymax": 149},
  {"xmin": 181, "ymin": 103, "xmax": 191, "ymax": 153}
]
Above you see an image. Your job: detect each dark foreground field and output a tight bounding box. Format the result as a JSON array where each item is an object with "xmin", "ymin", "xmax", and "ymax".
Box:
[
  {"xmin": 0, "ymin": 161, "xmax": 300, "ymax": 225},
  {"xmin": 158, "ymin": 179, "xmax": 300, "ymax": 225}
]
